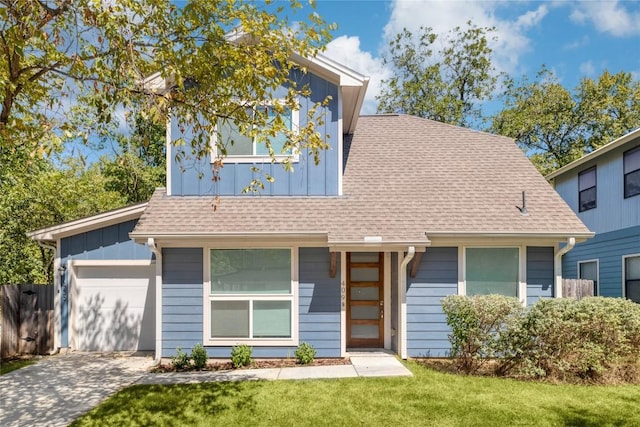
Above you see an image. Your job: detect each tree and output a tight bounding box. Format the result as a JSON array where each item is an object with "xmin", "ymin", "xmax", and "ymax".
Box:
[
  {"xmin": 491, "ymin": 67, "xmax": 640, "ymax": 175},
  {"xmin": 377, "ymin": 21, "xmax": 497, "ymax": 127},
  {"xmin": 0, "ymin": 0, "xmax": 333, "ymax": 167},
  {"xmin": 100, "ymin": 113, "xmax": 166, "ymax": 203},
  {"xmin": 0, "ymin": 154, "xmax": 126, "ymax": 284}
]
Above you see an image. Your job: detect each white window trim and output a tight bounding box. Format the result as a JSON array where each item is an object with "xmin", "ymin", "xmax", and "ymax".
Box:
[
  {"xmin": 460, "ymin": 245, "xmax": 526, "ymax": 306},
  {"xmin": 210, "ymin": 100, "xmax": 300, "ymax": 164},
  {"xmin": 622, "ymin": 253, "xmax": 640, "ymax": 299},
  {"xmin": 203, "ymin": 247, "xmax": 299, "ymax": 347},
  {"xmin": 578, "ymin": 259, "xmax": 599, "ymax": 296}
]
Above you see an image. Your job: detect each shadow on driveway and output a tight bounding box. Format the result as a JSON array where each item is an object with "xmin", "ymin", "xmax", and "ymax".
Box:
[{"xmin": 0, "ymin": 352, "xmax": 153, "ymax": 427}]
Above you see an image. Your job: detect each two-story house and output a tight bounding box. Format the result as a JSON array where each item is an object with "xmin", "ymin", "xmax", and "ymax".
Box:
[
  {"xmin": 547, "ymin": 129, "xmax": 640, "ymax": 303},
  {"xmin": 29, "ymin": 51, "xmax": 592, "ymax": 360}
]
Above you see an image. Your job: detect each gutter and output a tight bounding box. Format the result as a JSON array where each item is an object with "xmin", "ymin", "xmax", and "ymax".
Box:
[
  {"xmin": 554, "ymin": 237, "xmax": 576, "ymax": 298},
  {"xmin": 147, "ymin": 238, "xmax": 163, "ymax": 366},
  {"xmin": 398, "ymin": 246, "xmax": 415, "ymax": 360}
]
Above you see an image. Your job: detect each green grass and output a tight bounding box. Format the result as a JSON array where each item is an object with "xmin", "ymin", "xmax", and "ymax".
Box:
[
  {"xmin": 72, "ymin": 361, "xmax": 640, "ymax": 427},
  {"xmin": 0, "ymin": 358, "xmax": 35, "ymax": 375}
]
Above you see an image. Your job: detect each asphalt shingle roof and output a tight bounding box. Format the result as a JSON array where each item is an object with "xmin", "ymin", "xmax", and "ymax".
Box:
[{"xmin": 131, "ymin": 115, "xmax": 591, "ymax": 244}]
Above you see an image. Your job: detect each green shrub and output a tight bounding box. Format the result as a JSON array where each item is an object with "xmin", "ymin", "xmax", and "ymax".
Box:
[
  {"xmin": 230, "ymin": 345, "xmax": 253, "ymax": 368},
  {"xmin": 171, "ymin": 347, "xmax": 191, "ymax": 371},
  {"xmin": 441, "ymin": 294, "xmax": 524, "ymax": 373},
  {"xmin": 295, "ymin": 342, "xmax": 316, "ymax": 365},
  {"xmin": 191, "ymin": 344, "xmax": 208, "ymax": 370}
]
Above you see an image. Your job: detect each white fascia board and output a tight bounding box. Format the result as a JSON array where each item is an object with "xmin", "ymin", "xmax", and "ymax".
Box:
[
  {"xmin": 546, "ymin": 127, "xmax": 640, "ymax": 180},
  {"xmin": 28, "ymin": 203, "xmax": 148, "ymax": 241},
  {"xmin": 290, "ymin": 52, "xmax": 368, "ymax": 88},
  {"xmin": 130, "ymin": 232, "xmax": 330, "ymax": 247}
]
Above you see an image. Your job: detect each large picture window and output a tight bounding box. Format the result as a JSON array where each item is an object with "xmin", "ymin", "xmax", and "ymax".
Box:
[
  {"xmin": 215, "ymin": 103, "xmax": 298, "ymax": 161},
  {"xmin": 208, "ymin": 249, "xmax": 295, "ymax": 343},
  {"xmin": 624, "ymin": 146, "xmax": 640, "ymax": 199},
  {"xmin": 578, "ymin": 167, "xmax": 597, "ymax": 212},
  {"xmin": 624, "ymin": 255, "xmax": 640, "ymax": 303},
  {"xmin": 465, "ymin": 248, "xmax": 519, "ymax": 297}
]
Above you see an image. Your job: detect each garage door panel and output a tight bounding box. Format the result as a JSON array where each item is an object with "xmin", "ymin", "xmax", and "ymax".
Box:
[{"xmin": 73, "ymin": 264, "xmax": 155, "ymax": 352}]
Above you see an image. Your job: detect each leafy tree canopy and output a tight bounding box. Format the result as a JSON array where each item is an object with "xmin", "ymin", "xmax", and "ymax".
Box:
[
  {"xmin": 0, "ymin": 0, "xmax": 333, "ymax": 165},
  {"xmin": 492, "ymin": 67, "xmax": 640, "ymax": 175},
  {"xmin": 376, "ymin": 21, "xmax": 497, "ymax": 128}
]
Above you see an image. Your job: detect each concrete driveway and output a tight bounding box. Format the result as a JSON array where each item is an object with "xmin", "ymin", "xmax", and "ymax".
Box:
[{"xmin": 0, "ymin": 352, "xmax": 153, "ymax": 427}]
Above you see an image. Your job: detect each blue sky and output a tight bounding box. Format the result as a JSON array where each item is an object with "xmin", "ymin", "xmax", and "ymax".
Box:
[{"xmin": 297, "ymin": 0, "xmax": 640, "ymax": 114}]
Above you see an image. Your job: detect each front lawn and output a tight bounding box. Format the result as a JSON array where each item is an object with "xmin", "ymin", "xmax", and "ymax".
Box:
[
  {"xmin": 0, "ymin": 358, "xmax": 36, "ymax": 375},
  {"xmin": 72, "ymin": 361, "xmax": 640, "ymax": 426}
]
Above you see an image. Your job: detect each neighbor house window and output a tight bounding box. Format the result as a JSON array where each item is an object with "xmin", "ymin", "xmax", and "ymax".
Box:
[
  {"xmin": 578, "ymin": 167, "xmax": 597, "ymax": 212},
  {"xmin": 215, "ymin": 103, "xmax": 298, "ymax": 161},
  {"xmin": 578, "ymin": 260, "xmax": 598, "ymax": 296},
  {"xmin": 624, "ymin": 146, "xmax": 640, "ymax": 198},
  {"xmin": 208, "ymin": 249, "xmax": 296, "ymax": 344},
  {"xmin": 465, "ymin": 248, "xmax": 519, "ymax": 297},
  {"xmin": 624, "ymin": 255, "xmax": 640, "ymax": 303}
]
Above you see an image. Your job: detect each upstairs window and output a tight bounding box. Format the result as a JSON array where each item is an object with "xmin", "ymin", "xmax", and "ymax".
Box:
[
  {"xmin": 578, "ymin": 167, "xmax": 596, "ymax": 212},
  {"xmin": 215, "ymin": 103, "xmax": 298, "ymax": 162},
  {"xmin": 624, "ymin": 146, "xmax": 640, "ymax": 198}
]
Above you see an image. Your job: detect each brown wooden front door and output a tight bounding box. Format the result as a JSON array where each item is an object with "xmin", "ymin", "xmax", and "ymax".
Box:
[{"xmin": 347, "ymin": 252, "xmax": 384, "ymax": 348}]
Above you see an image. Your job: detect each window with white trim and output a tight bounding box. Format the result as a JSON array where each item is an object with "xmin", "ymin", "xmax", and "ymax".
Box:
[
  {"xmin": 215, "ymin": 103, "xmax": 299, "ymax": 162},
  {"xmin": 578, "ymin": 166, "xmax": 596, "ymax": 212},
  {"xmin": 208, "ymin": 249, "xmax": 295, "ymax": 343},
  {"xmin": 624, "ymin": 146, "xmax": 640, "ymax": 199},
  {"xmin": 624, "ymin": 255, "xmax": 640, "ymax": 303},
  {"xmin": 465, "ymin": 247, "xmax": 519, "ymax": 297},
  {"xmin": 578, "ymin": 260, "xmax": 598, "ymax": 296}
]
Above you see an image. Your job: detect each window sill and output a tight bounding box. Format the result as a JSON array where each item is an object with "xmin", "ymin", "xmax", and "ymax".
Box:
[
  {"xmin": 211, "ymin": 155, "xmax": 300, "ymax": 164},
  {"xmin": 205, "ymin": 338, "xmax": 298, "ymax": 347}
]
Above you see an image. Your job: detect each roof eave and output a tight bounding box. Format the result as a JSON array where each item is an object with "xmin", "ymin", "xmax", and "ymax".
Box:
[
  {"xmin": 28, "ymin": 203, "xmax": 148, "ymax": 241},
  {"xmin": 546, "ymin": 127, "xmax": 640, "ymax": 180}
]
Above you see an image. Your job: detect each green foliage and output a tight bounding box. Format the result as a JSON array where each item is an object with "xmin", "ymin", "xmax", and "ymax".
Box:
[
  {"xmin": 441, "ymin": 294, "xmax": 523, "ymax": 373},
  {"xmin": 444, "ymin": 295, "xmax": 640, "ymax": 381},
  {"xmin": 491, "ymin": 67, "xmax": 640, "ymax": 175},
  {"xmin": 498, "ymin": 297, "xmax": 640, "ymax": 380},
  {"xmin": 230, "ymin": 345, "xmax": 253, "ymax": 368},
  {"xmin": 171, "ymin": 347, "xmax": 191, "ymax": 371},
  {"xmin": 377, "ymin": 21, "xmax": 497, "ymax": 127},
  {"xmin": 0, "ymin": 154, "xmax": 126, "ymax": 284},
  {"xmin": 190, "ymin": 344, "xmax": 208, "ymax": 370},
  {"xmin": 295, "ymin": 342, "xmax": 316, "ymax": 365},
  {"xmin": 0, "ymin": 0, "xmax": 334, "ymax": 185}
]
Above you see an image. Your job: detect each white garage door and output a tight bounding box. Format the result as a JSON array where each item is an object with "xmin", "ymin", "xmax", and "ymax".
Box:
[{"xmin": 72, "ymin": 263, "xmax": 155, "ymax": 352}]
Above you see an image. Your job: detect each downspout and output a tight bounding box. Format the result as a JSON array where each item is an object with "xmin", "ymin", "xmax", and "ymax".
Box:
[
  {"xmin": 554, "ymin": 237, "xmax": 575, "ymax": 299},
  {"xmin": 147, "ymin": 238, "xmax": 162, "ymax": 365},
  {"xmin": 399, "ymin": 246, "xmax": 415, "ymax": 360},
  {"xmin": 36, "ymin": 241, "xmax": 61, "ymax": 354}
]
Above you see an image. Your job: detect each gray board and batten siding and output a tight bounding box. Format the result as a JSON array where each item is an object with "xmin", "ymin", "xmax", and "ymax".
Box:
[
  {"xmin": 169, "ymin": 70, "xmax": 341, "ymax": 197},
  {"xmin": 526, "ymin": 246, "xmax": 555, "ymax": 305},
  {"xmin": 161, "ymin": 247, "xmax": 342, "ymax": 358}
]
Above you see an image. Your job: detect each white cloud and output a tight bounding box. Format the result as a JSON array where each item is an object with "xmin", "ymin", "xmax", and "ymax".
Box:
[
  {"xmin": 579, "ymin": 61, "xmax": 595, "ymax": 77},
  {"xmin": 383, "ymin": 0, "xmax": 550, "ymax": 76},
  {"xmin": 570, "ymin": 1, "xmax": 640, "ymax": 37},
  {"xmin": 323, "ymin": 1, "xmax": 554, "ymax": 114},
  {"xmin": 324, "ymin": 35, "xmax": 392, "ymax": 114}
]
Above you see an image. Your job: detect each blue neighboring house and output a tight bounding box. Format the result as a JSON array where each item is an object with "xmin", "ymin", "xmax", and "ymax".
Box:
[
  {"xmin": 29, "ymin": 50, "xmax": 592, "ymax": 360},
  {"xmin": 547, "ymin": 129, "xmax": 640, "ymax": 303}
]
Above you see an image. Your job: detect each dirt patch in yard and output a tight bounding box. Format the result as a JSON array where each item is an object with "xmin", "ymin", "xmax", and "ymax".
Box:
[{"xmin": 152, "ymin": 358, "xmax": 351, "ymax": 373}]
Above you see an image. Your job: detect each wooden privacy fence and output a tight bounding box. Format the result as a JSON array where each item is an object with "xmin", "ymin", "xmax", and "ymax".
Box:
[
  {"xmin": 1, "ymin": 284, "xmax": 54, "ymax": 358},
  {"xmin": 562, "ymin": 279, "xmax": 595, "ymax": 299}
]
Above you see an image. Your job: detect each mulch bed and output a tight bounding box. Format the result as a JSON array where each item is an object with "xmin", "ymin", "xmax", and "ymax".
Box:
[{"xmin": 151, "ymin": 358, "xmax": 351, "ymax": 373}]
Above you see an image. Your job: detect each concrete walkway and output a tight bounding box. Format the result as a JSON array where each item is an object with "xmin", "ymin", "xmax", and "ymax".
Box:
[{"xmin": 0, "ymin": 352, "xmax": 411, "ymax": 426}]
